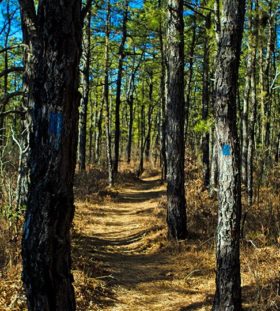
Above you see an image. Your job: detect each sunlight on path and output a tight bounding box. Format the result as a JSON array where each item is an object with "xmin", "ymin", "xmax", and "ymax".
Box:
[{"xmin": 73, "ymin": 176, "xmax": 214, "ymax": 311}]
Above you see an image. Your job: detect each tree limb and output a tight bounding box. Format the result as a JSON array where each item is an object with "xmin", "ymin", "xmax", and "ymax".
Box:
[
  {"xmin": 0, "ymin": 44, "xmax": 25, "ymax": 54},
  {"xmin": 0, "ymin": 109, "xmax": 26, "ymax": 117},
  {"xmin": 0, "ymin": 91, "xmax": 25, "ymax": 106},
  {"xmin": 0, "ymin": 67, "xmax": 24, "ymax": 79}
]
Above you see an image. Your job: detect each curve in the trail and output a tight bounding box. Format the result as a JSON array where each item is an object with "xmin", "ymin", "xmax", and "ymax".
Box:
[{"xmin": 73, "ymin": 176, "xmax": 214, "ymax": 311}]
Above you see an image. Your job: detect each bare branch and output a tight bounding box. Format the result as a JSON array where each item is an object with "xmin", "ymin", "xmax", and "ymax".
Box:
[
  {"xmin": 270, "ymin": 70, "xmax": 280, "ymax": 91},
  {"xmin": 0, "ymin": 91, "xmax": 25, "ymax": 106},
  {"xmin": 0, "ymin": 44, "xmax": 25, "ymax": 54},
  {"xmin": 0, "ymin": 67, "xmax": 24, "ymax": 79},
  {"xmin": 0, "ymin": 109, "xmax": 26, "ymax": 117}
]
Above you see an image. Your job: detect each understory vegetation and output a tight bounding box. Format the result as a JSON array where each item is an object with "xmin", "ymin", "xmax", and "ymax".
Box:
[{"xmin": 0, "ymin": 159, "xmax": 279, "ymax": 310}]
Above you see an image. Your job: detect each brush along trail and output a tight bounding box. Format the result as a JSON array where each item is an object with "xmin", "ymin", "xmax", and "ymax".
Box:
[{"xmin": 72, "ymin": 175, "xmax": 215, "ymax": 311}]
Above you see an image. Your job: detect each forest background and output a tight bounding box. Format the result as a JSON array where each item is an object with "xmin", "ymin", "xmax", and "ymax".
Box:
[{"xmin": 0, "ymin": 0, "xmax": 279, "ymax": 310}]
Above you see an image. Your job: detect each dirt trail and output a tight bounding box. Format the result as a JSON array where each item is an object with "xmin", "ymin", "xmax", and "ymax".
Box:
[{"xmin": 73, "ymin": 176, "xmax": 214, "ymax": 311}]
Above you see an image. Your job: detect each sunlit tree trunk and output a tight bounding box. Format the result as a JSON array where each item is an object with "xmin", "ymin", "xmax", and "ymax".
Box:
[
  {"xmin": 78, "ymin": 8, "xmax": 92, "ymax": 171},
  {"xmin": 202, "ymin": 12, "xmax": 211, "ymax": 189},
  {"xmin": 104, "ymin": 0, "xmax": 113, "ymax": 186},
  {"xmin": 213, "ymin": 0, "xmax": 245, "ymax": 309},
  {"xmin": 166, "ymin": 0, "xmax": 187, "ymax": 240},
  {"xmin": 247, "ymin": 0, "xmax": 259, "ymax": 206}
]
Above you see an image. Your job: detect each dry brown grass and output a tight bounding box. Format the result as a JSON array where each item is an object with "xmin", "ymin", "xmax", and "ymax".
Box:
[{"xmin": 0, "ymin": 162, "xmax": 279, "ymax": 310}]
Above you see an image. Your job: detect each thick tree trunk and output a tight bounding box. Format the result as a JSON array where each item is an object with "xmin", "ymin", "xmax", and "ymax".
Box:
[
  {"xmin": 166, "ymin": 0, "xmax": 187, "ymax": 240},
  {"xmin": 213, "ymin": 0, "xmax": 245, "ymax": 310},
  {"xmin": 20, "ymin": 1, "xmax": 84, "ymax": 310},
  {"xmin": 78, "ymin": 8, "xmax": 92, "ymax": 171}
]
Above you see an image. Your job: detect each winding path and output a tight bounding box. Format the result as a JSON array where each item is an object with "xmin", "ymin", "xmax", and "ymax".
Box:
[{"xmin": 73, "ymin": 176, "xmax": 213, "ymax": 311}]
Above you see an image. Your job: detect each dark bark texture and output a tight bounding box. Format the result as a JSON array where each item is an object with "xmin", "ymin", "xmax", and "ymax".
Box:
[
  {"xmin": 78, "ymin": 8, "xmax": 91, "ymax": 171},
  {"xmin": 20, "ymin": 1, "xmax": 84, "ymax": 310},
  {"xmin": 166, "ymin": 0, "xmax": 187, "ymax": 240},
  {"xmin": 213, "ymin": 0, "xmax": 245, "ymax": 310}
]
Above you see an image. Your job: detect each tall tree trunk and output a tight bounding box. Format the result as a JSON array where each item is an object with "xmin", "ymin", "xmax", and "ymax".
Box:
[
  {"xmin": 20, "ymin": 1, "xmax": 86, "ymax": 309},
  {"xmin": 209, "ymin": 131, "xmax": 218, "ymax": 197},
  {"xmin": 104, "ymin": 0, "xmax": 113, "ymax": 186},
  {"xmin": 213, "ymin": 0, "xmax": 245, "ymax": 310},
  {"xmin": 201, "ymin": 12, "xmax": 211, "ymax": 189},
  {"xmin": 78, "ymin": 8, "xmax": 92, "ymax": 171},
  {"xmin": 126, "ymin": 51, "xmax": 143, "ymax": 164},
  {"xmin": 137, "ymin": 81, "xmax": 146, "ymax": 176},
  {"xmin": 241, "ymin": 1, "xmax": 253, "ymax": 186},
  {"xmin": 158, "ymin": 0, "xmax": 167, "ymax": 181},
  {"xmin": 145, "ymin": 74, "xmax": 153, "ymax": 162},
  {"xmin": 185, "ymin": 12, "xmax": 196, "ymax": 137},
  {"xmin": 247, "ymin": 0, "xmax": 259, "ymax": 206},
  {"xmin": 0, "ymin": 1, "xmax": 12, "ymax": 146},
  {"xmin": 88, "ymin": 99, "xmax": 94, "ymax": 164},
  {"xmin": 95, "ymin": 97, "xmax": 103, "ymax": 164},
  {"xmin": 166, "ymin": 0, "xmax": 187, "ymax": 240},
  {"xmin": 114, "ymin": 0, "xmax": 129, "ymax": 176}
]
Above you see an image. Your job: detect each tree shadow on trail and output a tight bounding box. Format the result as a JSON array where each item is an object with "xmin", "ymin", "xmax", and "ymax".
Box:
[
  {"xmin": 72, "ymin": 230, "xmax": 171, "ymax": 309},
  {"xmin": 126, "ymin": 177, "xmax": 163, "ymax": 191},
  {"xmin": 115, "ymin": 189, "xmax": 166, "ymax": 204},
  {"xmin": 72, "ymin": 176, "xmax": 168, "ymax": 309},
  {"xmin": 179, "ymin": 296, "xmax": 213, "ymax": 311}
]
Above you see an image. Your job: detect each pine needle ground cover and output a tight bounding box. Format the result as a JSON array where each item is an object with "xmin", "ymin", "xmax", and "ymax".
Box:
[{"xmin": 0, "ymin": 162, "xmax": 279, "ymax": 311}]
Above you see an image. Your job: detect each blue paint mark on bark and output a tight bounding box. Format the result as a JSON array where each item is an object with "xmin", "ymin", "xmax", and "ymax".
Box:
[
  {"xmin": 24, "ymin": 214, "xmax": 31, "ymax": 240},
  {"xmin": 48, "ymin": 112, "xmax": 63, "ymax": 149},
  {"xmin": 222, "ymin": 144, "xmax": 231, "ymax": 156}
]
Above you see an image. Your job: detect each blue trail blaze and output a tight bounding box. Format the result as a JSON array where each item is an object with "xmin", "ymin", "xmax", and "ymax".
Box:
[
  {"xmin": 48, "ymin": 112, "xmax": 63, "ymax": 149},
  {"xmin": 222, "ymin": 144, "xmax": 231, "ymax": 156}
]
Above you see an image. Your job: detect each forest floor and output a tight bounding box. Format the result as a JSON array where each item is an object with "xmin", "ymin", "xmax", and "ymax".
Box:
[
  {"xmin": 0, "ymin": 166, "xmax": 279, "ymax": 310},
  {"xmin": 73, "ymin": 173, "xmax": 215, "ymax": 310},
  {"xmin": 72, "ymin": 168, "xmax": 280, "ymax": 311}
]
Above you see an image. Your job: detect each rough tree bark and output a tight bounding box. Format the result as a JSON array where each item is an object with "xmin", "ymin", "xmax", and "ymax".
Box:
[
  {"xmin": 166, "ymin": 0, "xmax": 187, "ymax": 240},
  {"xmin": 213, "ymin": 0, "xmax": 245, "ymax": 310},
  {"xmin": 19, "ymin": 1, "xmax": 88, "ymax": 310},
  {"xmin": 78, "ymin": 7, "xmax": 92, "ymax": 171}
]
